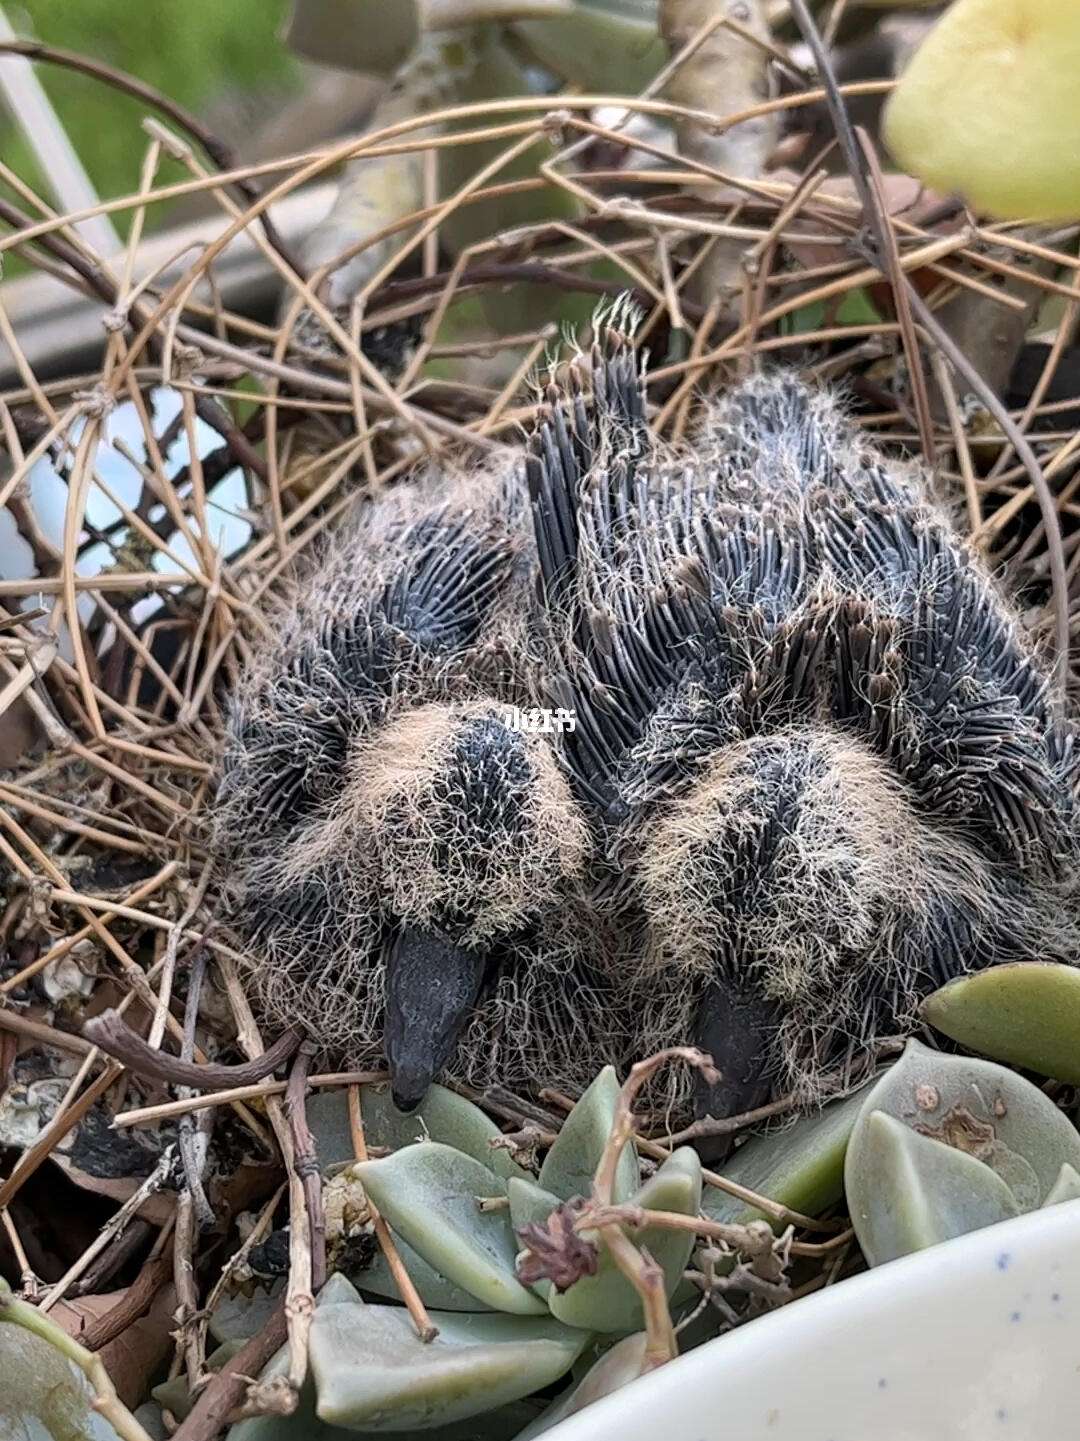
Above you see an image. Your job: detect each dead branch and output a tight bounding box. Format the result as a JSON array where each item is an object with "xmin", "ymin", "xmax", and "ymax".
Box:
[{"xmin": 82, "ymin": 1011, "xmax": 302, "ymax": 1088}]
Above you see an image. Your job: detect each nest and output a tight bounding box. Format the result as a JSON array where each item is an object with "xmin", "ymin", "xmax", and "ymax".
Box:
[{"xmin": 3, "ymin": 41, "xmax": 1080, "ymax": 1138}]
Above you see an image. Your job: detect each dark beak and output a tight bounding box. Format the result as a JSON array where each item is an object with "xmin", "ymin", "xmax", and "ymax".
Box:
[
  {"xmin": 691, "ymin": 981, "xmax": 778, "ymax": 1164},
  {"xmin": 384, "ymin": 926, "xmax": 489, "ymax": 1112}
]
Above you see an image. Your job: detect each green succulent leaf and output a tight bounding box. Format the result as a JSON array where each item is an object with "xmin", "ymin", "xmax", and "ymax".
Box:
[
  {"xmin": 921, "ymin": 963, "xmax": 1080, "ymax": 1086},
  {"xmin": 516, "ymin": 1331, "xmax": 649, "ymax": 1439},
  {"xmin": 357, "ymin": 1236, "xmax": 496, "ymax": 1312},
  {"xmin": 847, "ymin": 1111, "xmax": 1020, "ymax": 1266},
  {"xmin": 1044, "ymin": 1162, "xmax": 1080, "ymax": 1207},
  {"xmin": 353, "ymin": 1142, "xmax": 545, "ymax": 1314},
  {"xmin": 703, "ymin": 1085, "xmax": 870, "ymax": 1226},
  {"xmin": 305, "ymin": 1083, "xmax": 529, "ymax": 1181},
  {"xmin": 0, "ymin": 1321, "xmax": 124, "ymax": 1441},
  {"xmin": 547, "ymin": 1147, "xmax": 702, "ymax": 1333},
  {"xmin": 539, "ymin": 1066, "xmax": 639, "ymax": 1204},
  {"xmin": 310, "ymin": 1290, "xmax": 589, "ymax": 1430},
  {"xmin": 844, "ymin": 1038, "xmax": 1080, "ymax": 1208},
  {"xmin": 226, "ymin": 1281, "xmax": 542, "ymax": 1441}
]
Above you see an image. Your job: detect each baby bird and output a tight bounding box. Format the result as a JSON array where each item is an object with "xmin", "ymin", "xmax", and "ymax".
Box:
[
  {"xmin": 527, "ymin": 326, "xmax": 1080, "ymax": 1124},
  {"xmin": 215, "ymin": 458, "xmax": 610, "ymax": 1111}
]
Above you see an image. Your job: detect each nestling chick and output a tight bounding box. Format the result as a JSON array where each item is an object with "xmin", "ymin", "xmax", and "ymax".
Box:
[
  {"xmin": 527, "ymin": 326, "xmax": 1080, "ymax": 1125},
  {"xmin": 215, "ymin": 460, "xmax": 609, "ymax": 1111}
]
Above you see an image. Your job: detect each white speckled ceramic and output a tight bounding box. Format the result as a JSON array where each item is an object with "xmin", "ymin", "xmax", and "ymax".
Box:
[{"xmin": 546, "ymin": 1199, "xmax": 1080, "ymax": 1441}]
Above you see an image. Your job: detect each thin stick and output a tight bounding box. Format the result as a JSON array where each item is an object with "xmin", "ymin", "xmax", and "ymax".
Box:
[
  {"xmin": 347, "ymin": 1084, "xmax": 437, "ymax": 1342},
  {"xmin": 82, "ymin": 1010, "xmax": 301, "ymax": 1088},
  {"xmin": 285, "ymin": 1042, "xmax": 326, "ymax": 1291},
  {"xmin": 114, "ymin": 1069, "xmax": 389, "ymax": 1127}
]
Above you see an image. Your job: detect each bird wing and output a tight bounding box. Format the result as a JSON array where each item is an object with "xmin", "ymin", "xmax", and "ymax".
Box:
[{"xmin": 812, "ymin": 455, "xmax": 1080, "ymax": 871}]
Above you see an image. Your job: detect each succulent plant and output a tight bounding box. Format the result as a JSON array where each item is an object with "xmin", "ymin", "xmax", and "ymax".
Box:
[
  {"xmin": 703, "ymin": 1083, "xmax": 871, "ymax": 1228},
  {"xmin": 845, "ymin": 1038, "xmax": 1080, "ymax": 1267},
  {"xmin": 352, "ymin": 1067, "xmax": 702, "ymax": 1335},
  {"xmin": 883, "ymin": 0, "xmax": 1080, "ymax": 220},
  {"xmin": 920, "ymin": 961, "xmax": 1080, "ymax": 1086},
  {"xmin": 208, "ymin": 1069, "xmax": 699, "ymax": 1434},
  {"xmin": 0, "ymin": 1314, "xmax": 124, "ymax": 1441}
]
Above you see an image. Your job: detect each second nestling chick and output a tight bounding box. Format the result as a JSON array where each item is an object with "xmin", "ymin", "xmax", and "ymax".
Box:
[
  {"xmin": 214, "ymin": 459, "xmax": 614, "ymax": 1112},
  {"xmin": 527, "ymin": 325, "xmax": 1080, "ymax": 1127}
]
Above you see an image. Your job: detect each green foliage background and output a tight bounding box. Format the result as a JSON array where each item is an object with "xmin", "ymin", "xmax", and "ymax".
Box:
[{"xmin": 2, "ymin": 0, "xmax": 300, "ymax": 259}]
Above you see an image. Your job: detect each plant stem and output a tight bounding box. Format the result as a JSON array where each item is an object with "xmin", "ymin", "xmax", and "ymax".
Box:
[{"xmin": 0, "ymin": 1277, "xmax": 155, "ymax": 1441}]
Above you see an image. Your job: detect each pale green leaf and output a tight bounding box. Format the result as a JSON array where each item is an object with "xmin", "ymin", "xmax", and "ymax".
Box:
[
  {"xmin": 353, "ymin": 1143, "xmax": 545, "ymax": 1314},
  {"xmin": 0, "ymin": 1323, "xmax": 123, "ymax": 1441},
  {"xmin": 310, "ymin": 1296, "xmax": 589, "ymax": 1430},
  {"xmin": 703, "ymin": 1085, "xmax": 870, "ymax": 1226},
  {"xmin": 539, "ymin": 1066, "xmax": 639, "ymax": 1204},
  {"xmin": 517, "ymin": 1331, "xmax": 649, "ymax": 1438},
  {"xmin": 306, "ymin": 1083, "xmax": 528, "ymax": 1181},
  {"xmin": 508, "ymin": 1176, "xmax": 563, "ymax": 1303},
  {"xmin": 548, "ymin": 1148, "xmax": 701, "ymax": 1332},
  {"xmin": 1044, "ymin": 1163, "xmax": 1080, "ymax": 1207},
  {"xmin": 921, "ymin": 963, "xmax": 1080, "ymax": 1086},
  {"xmin": 844, "ymin": 1039, "xmax": 1080, "ymax": 1207},
  {"xmin": 357, "ymin": 1236, "xmax": 496, "ymax": 1312},
  {"xmin": 227, "ymin": 1284, "xmax": 541, "ymax": 1441},
  {"xmin": 847, "ymin": 1111, "xmax": 1020, "ymax": 1266}
]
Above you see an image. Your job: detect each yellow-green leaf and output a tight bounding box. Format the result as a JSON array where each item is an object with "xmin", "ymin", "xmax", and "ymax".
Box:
[
  {"xmin": 883, "ymin": 0, "xmax": 1080, "ymax": 220},
  {"xmin": 921, "ymin": 963, "xmax": 1080, "ymax": 1086}
]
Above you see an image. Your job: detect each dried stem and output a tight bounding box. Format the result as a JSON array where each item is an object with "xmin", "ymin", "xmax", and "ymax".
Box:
[
  {"xmin": 591, "ymin": 1048, "xmax": 718, "ymax": 1370},
  {"xmin": 347, "ymin": 1084, "xmax": 438, "ymax": 1343},
  {"xmin": 82, "ymin": 1011, "xmax": 302, "ymax": 1088},
  {"xmin": 171, "ymin": 1301, "xmax": 289, "ymax": 1441},
  {"xmin": 285, "ymin": 1040, "xmax": 326, "ymax": 1292}
]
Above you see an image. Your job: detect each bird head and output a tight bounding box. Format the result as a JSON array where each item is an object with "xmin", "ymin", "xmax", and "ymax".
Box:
[
  {"xmin": 635, "ymin": 725, "xmax": 946, "ymax": 1125},
  {"xmin": 279, "ymin": 699, "xmax": 589, "ymax": 1110}
]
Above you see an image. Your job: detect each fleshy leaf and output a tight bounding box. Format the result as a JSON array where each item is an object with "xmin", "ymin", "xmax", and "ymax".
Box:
[
  {"xmin": 210, "ymin": 1257, "xmax": 493, "ymax": 1331},
  {"xmin": 847, "ymin": 1111, "xmax": 1020, "ymax": 1266},
  {"xmin": 883, "ymin": 0, "xmax": 1080, "ymax": 221},
  {"xmin": 226, "ymin": 1283, "xmax": 540, "ymax": 1441},
  {"xmin": 356, "ymin": 1235, "xmax": 495, "ymax": 1312},
  {"xmin": 353, "ymin": 1142, "xmax": 545, "ymax": 1314},
  {"xmin": 921, "ymin": 963, "xmax": 1080, "ymax": 1086},
  {"xmin": 0, "ymin": 1321, "xmax": 123, "ymax": 1440},
  {"xmin": 548, "ymin": 1148, "xmax": 702, "ymax": 1333},
  {"xmin": 1044, "ymin": 1163, "xmax": 1080, "ymax": 1207},
  {"xmin": 843, "ymin": 1039, "xmax": 1080, "ymax": 1207},
  {"xmin": 703, "ymin": 1085, "xmax": 870, "ymax": 1226},
  {"xmin": 310, "ymin": 1296, "xmax": 589, "ymax": 1430},
  {"xmin": 306, "ymin": 1083, "xmax": 529, "ymax": 1181},
  {"xmin": 517, "ymin": 1332, "xmax": 649, "ymax": 1439},
  {"xmin": 539, "ymin": 1067, "xmax": 639, "ymax": 1204}
]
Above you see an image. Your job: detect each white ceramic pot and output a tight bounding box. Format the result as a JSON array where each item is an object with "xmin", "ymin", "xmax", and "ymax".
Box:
[{"xmin": 546, "ymin": 1198, "xmax": 1080, "ymax": 1440}]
